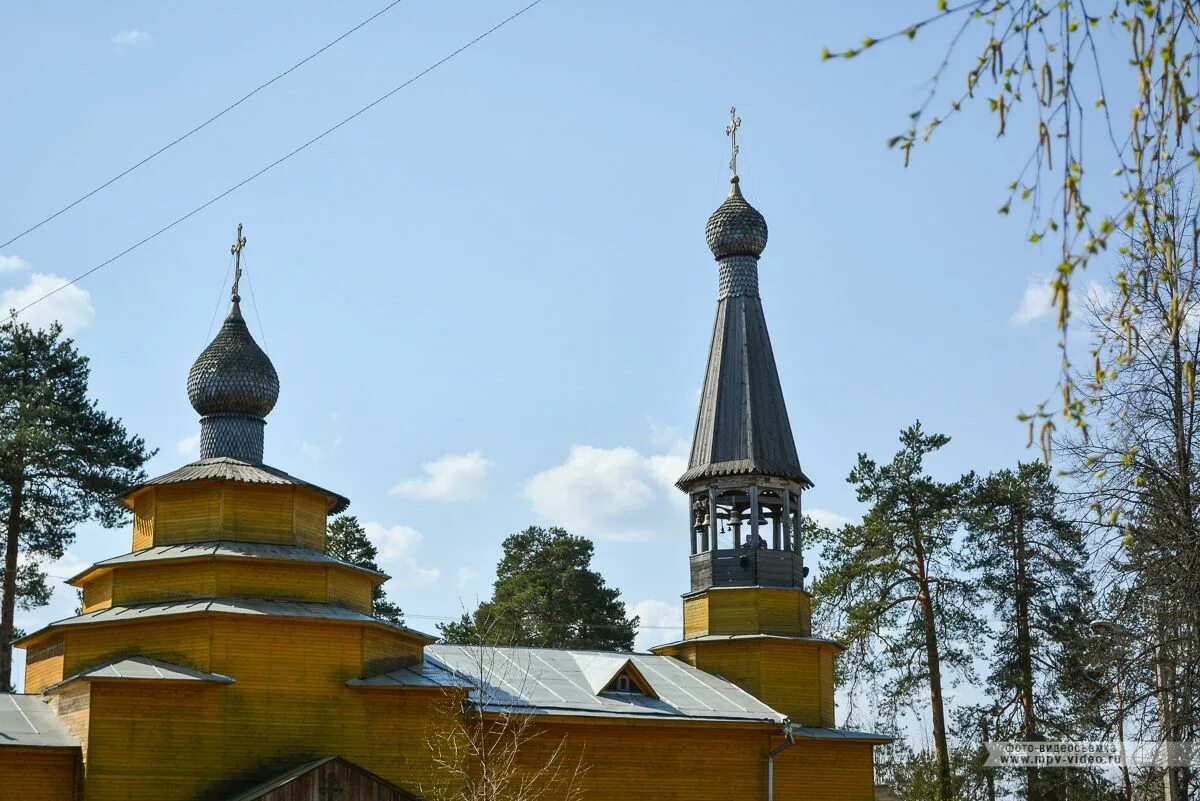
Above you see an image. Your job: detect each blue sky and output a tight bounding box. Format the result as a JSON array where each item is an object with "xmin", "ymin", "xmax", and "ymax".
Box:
[{"xmin": 3, "ymin": 1, "xmax": 1087, "ymax": 696}]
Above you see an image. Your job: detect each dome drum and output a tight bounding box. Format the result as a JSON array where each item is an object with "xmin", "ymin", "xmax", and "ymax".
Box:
[{"xmin": 199, "ymin": 414, "xmax": 267, "ymax": 463}]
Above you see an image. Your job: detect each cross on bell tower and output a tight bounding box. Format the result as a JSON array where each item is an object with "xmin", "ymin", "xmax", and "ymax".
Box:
[
  {"xmin": 725, "ymin": 106, "xmax": 741, "ymax": 177},
  {"xmin": 230, "ymin": 223, "xmax": 247, "ymax": 303}
]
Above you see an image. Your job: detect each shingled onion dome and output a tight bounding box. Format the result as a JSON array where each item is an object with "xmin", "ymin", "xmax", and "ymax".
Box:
[
  {"xmin": 187, "ymin": 296, "xmax": 279, "ymax": 463},
  {"xmin": 704, "ymin": 176, "xmax": 768, "ymax": 260}
]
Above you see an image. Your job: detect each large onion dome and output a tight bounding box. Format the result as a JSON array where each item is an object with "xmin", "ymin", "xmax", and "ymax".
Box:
[
  {"xmin": 188, "ymin": 300, "xmax": 279, "ymax": 418},
  {"xmin": 704, "ymin": 176, "xmax": 768, "ymax": 260},
  {"xmin": 186, "ymin": 298, "xmax": 278, "ymax": 463}
]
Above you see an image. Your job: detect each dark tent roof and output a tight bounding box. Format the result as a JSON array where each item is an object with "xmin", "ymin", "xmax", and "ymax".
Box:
[{"xmin": 678, "ymin": 285, "xmax": 810, "ymax": 490}]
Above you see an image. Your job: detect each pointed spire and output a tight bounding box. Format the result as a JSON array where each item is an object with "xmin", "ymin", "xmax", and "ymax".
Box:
[
  {"xmin": 678, "ymin": 122, "xmax": 807, "ymax": 490},
  {"xmin": 186, "ymin": 225, "xmax": 279, "ymax": 463}
]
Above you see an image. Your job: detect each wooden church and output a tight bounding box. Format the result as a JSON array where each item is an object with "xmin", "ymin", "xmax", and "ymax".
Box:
[{"xmin": 0, "ymin": 138, "xmax": 887, "ymax": 799}]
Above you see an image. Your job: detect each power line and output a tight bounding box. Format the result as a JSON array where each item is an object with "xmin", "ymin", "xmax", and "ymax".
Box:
[
  {"xmin": 0, "ymin": 0, "xmax": 409, "ymax": 252},
  {"xmin": 28, "ymin": 588, "xmax": 682, "ymax": 631},
  {"xmin": 11, "ymin": 0, "xmax": 547, "ymax": 321}
]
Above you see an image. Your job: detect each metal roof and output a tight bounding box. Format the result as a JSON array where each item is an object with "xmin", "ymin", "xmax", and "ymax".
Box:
[
  {"xmin": 66, "ymin": 541, "xmax": 385, "ymax": 584},
  {"xmin": 46, "ymin": 656, "xmax": 234, "ymax": 693},
  {"xmin": 0, "ymin": 694, "xmax": 79, "ymax": 749},
  {"xmin": 353, "ymin": 645, "xmax": 787, "ymax": 725},
  {"xmin": 788, "ymin": 725, "xmax": 893, "ymax": 744},
  {"xmin": 679, "ymin": 175, "xmax": 810, "ymax": 490},
  {"xmin": 126, "ymin": 457, "xmax": 350, "ymax": 514},
  {"xmin": 347, "ymin": 661, "xmax": 474, "ymax": 690},
  {"xmin": 16, "ymin": 598, "xmax": 436, "ymax": 645}
]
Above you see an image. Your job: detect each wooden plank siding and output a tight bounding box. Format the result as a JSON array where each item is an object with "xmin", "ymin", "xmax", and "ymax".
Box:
[
  {"xmin": 81, "ymin": 572, "xmax": 114, "ymax": 613},
  {"xmin": 0, "ymin": 746, "xmax": 80, "ymax": 801},
  {"xmin": 131, "ymin": 492, "xmax": 155, "ymax": 551},
  {"xmin": 75, "ymin": 562, "xmax": 375, "ymax": 616},
  {"xmin": 498, "ymin": 720, "xmax": 877, "ymax": 801},
  {"xmin": 671, "ymin": 638, "xmax": 836, "ymax": 727},
  {"xmin": 78, "ymin": 620, "xmax": 442, "ymax": 801},
  {"xmin": 49, "ymin": 683, "xmax": 93, "ymax": 763},
  {"xmin": 684, "ymin": 587, "xmax": 812, "ymax": 639},
  {"xmin": 25, "ymin": 635, "xmax": 66, "ymax": 693},
  {"xmin": 129, "ymin": 483, "xmax": 331, "ymax": 550}
]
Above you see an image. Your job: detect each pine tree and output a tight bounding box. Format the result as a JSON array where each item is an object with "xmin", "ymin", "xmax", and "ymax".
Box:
[
  {"xmin": 811, "ymin": 422, "xmax": 982, "ymax": 801},
  {"xmin": 438, "ymin": 526, "xmax": 637, "ymax": 650},
  {"xmin": 0, "ymin": 319, "xmax": 152, "ymax": 691},
  {"xmin": 325, "ymin": 514, "xmax": 403, "ymax": 626},
  {"xmin": 962, "ymin": 462, "xmax": 1096, "ymax": 801}
]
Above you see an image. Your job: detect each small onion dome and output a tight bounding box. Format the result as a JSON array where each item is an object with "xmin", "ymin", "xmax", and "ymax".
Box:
[
  {"xmin": 187, "ymin": 301, "xmax": 279, "ymax": 418},
  {"xmin": 705, "ymin": 176, "xmax": 768, "ymax": 259}
]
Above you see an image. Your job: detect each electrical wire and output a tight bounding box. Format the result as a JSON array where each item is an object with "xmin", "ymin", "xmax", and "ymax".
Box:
[
  {"xmin": 0, "ymin": 0, "xmax": 409, "ymax": 252},
  {"xmin": 205, "ymin": 252, "xmax": 235, "ymax": 343},
  {"xmin": 10, "ymin": 0, "xmax": 547, "ymax": 322},
  {"xmin": 241, "ymin": 253, "xmax": 270, "ymax": 356}
]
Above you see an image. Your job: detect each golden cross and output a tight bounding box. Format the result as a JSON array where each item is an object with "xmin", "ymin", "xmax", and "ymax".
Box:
[
  {"xmin": 230, "ymin": 223, "xmax": 247, "ymax": 302},
  {"xmin": 725, "ymin": 106, "xmax": 741, "ymax": 177}
]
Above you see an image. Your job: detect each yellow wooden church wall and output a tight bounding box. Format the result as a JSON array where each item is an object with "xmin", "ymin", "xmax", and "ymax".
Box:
[
  {"xmin": 81, "ymin": 572, "xmax": 114, "ymax": 613},
  {"xmin": 292, "ymin": 488, "xmax": 328, "ymax": 550},
  {"xmin": 489, "ymin": 719, "xmax": 877, "ymax": 801},
  {"xmin": 78, "ymin": 619, "xmax": 438, "ymax": 801},
  {"xmin": 76, "ymin": 674, "xmax": 873, "ymax": 801},
  {"xmin": 78, "ymin": 561, "xmax": 376, "ymax": 615},
  {"xmin": 772, "ymin": 739, "xmax": 878, "ymax": 801},
  {"xmin": 128, "ymin": 483, "xmax": 330, "ymax": 549},
  {"xmin": 667, "ymin": 638, "xmax": 836, "ymax": 727},
  {"xmin": 683, "ymin": 593, "xmax": 709, "ymax": 636},
  {"xmin": 50, "ymin": 682, "xmax": 93, "ymax": 764},
  {"xmin": 327, "ymin": 566, "xmax": 374, "ymax": 613},
  {"xmin": 0, "ymin": 746, "xmax": 79, "ymax": 801},
  {"xmin": 683, "ymin": 587, "xmax": 812, "ymax": 638},
  {"xmin": 131, "ymin": 491, "xmax": 155, "ymax": 551},
  {"xmin": 24, "ymin": 635, "xmax": 66, "ymax": 694},
  {"xmin": 153, "ymin": 484, "xmax": 224, "ymax": 544}
]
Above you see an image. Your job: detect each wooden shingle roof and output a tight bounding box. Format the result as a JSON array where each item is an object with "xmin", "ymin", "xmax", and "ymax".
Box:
[{"xmin": 125, "ymin": 456, "xmax": 350, "ymax": 513}]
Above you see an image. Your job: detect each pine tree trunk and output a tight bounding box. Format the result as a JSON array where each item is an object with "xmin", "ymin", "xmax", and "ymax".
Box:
[
  {"xmin": 913, "ymin": 528, "xmax": 952, "ymax": 801},
  {"xmin": 1013, "ymin": 510, "xmax": 1042, "ymax": 801},
  {"xmin": 0, "ymin": 477, "xmax": 22, "ymax": 692}
]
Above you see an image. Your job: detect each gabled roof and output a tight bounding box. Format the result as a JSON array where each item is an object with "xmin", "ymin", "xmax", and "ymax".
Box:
[
  {"xmin": 353, "ymin": 645, "xmax": 786, "ymax": 725},
  {"xmin": 45, "ymin": 656, "xmax": 234, "ymax": 694},
  {"xmin": 15, "ymin": 598, "xmax": 436, "ymax": 647},
  {"xmin": 66, "ymin": 541, "xmax": 386, "ymax": 585},
  {"xmin": 226, "ymin": 756, "xmax": 418, "ymax": 801},
  {"xmin": 571, "ymin": 653, "xmax": 658, "ymax": 699},
  {"xmin": 125, "ymin": 457, "xmax": 350, "ymax": 514},
  {"xmin": 0, "ymin": 694, "xmax": 79, "ymax": 749}
]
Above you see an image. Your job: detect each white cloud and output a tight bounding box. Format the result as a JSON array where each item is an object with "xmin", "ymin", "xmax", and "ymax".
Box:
[
  {"xmin": 0, "ymin": 255, "xmax": 28, "ymax": 273},
  {"xmin": 302, "ymin": 433, "xmax": 343, "ymax": 462},
  {"xmin": 2, "ymin": 273, "xmax": 94, "ymax": 334},
  {"xmin": 112, "ymin": 30, "xmax": 150, "ymax": 47},
  {"xmin": 392, "ymin": 451, "xmax": 491, "ymax": 501},
  {"xmin": 1012, "ymin": 277, "xmax": 1056, "ymax": 324},
  {"xmin": 1013, "ymin": 276, "xmax": 1115, "ymax": 326},
  {"xmin": 523, "ymin": 445, "xmax": 687, "ymax": 541},
  {"xmin": 630, "ymin": 599, "xmax": 682, "ymax": 651},
  {"xmin": 363, "ymin": 521, "xmax": 440, "ymax": 589},
  {"xmin": 177, "ymin": 432, "xmax": 200, "ymax": 456},
  {"xmin": 454, "ymin": 566, "xmax": 477, "ymax": 590},
  {"xmin": 808, "ymin": 507, "xmax": 853, "ymax": 530}
]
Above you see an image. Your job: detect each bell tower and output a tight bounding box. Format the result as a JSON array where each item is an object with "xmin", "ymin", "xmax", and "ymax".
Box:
[{"xmin": 654, "ymin": 110, "xmax": 838, "ymax": 728}]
